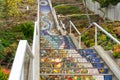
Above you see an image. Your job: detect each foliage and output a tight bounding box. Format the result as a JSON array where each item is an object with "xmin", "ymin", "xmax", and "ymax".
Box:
[
  {"xmin": 1, "ymin": 0, "xmax": 35, "ymax": 17},
  {"xmin": 81, "ymin": 26, "xmax": 119, "ymax": 51},
  {"xmin": 113, "ymin": 45, "xmax": 120, "ymax": 58},
  {"xmin": 113, "ymin": 52, "xmax": 120, "ymax": 58},
  {"xmin": 70, "ymin": 14, "xmax": 88, "ymax": 20},
  {"xmin": 1, "ymin": 0, "xmax": 35, "ymax": 26},
  {"xmin": 0, "ymin": 67, "xmax": 9, "ymax": 80},
  {"xmin": 54, "ymin": 5, "xmax": 80, "ymax": 15},
  {"xmin": 27, "ymin": 0, "xmax": 35, "ymax": 5},
  {"xmin": 14, "ymin": 21, "xmax": 34, "ymax": 38},
  {"xmin": 92, "ymin": 0, "xmax": 120, "ymax": 8},
  {"xmin": 0, "ymin": 0, "xmax": 2, "ymax": 18},
  {"xmin": 2, "ymin": 0, "xmax": 22, "ymax": 18},
  {"xmin": 0, "ymin": 21, "xmax": 33, "ymax": 67}
]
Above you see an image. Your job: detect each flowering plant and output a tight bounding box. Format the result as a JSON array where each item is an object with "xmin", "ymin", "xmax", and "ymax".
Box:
[
  {"xmin": 0, "ymin": 67, "xmax": 10, "ymax": 80},
  {"xmin": 113, "ymin": 46, "xmax": 120, "ymax": 58}
]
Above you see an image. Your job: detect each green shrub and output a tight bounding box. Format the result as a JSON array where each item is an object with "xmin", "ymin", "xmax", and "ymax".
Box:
[
  {"xmin": 70, "ymin": 14, "xmax": 88, "ymax": 20},
  {"xmin": 113, "ymin": 52, "xmax": 120, "ymax": 58},
  {"xmin": 92, "ymin": 0, "xmax": 120, "ymax": 8},
  {"xmin": 55, "ymin": 5, "xmax": 80, "ymax": 15},
  {"xmin": 0, "ymin": 21, "xmax": 34, "ymax": 67},
  {"xmin": 14, "ymin": 21, "xmax": 34, "ymax": 38}
]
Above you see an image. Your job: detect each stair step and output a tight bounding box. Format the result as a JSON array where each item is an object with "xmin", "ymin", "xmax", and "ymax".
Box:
[
  {"xmin": 40, "ymin": 67, "xmax": 109, "ymax": 74},
  {"xmin": 40, "ymin": 74, "xmax": 112, "ymax": 80},
  {"xmin": 40, "ymin": 39, "xmax": 113, "ymax": 79},
  {"xmin": 40, "ymin": 68, "xmax": 99, "ymax": 74},
  {"xmin": 40, "ymin": 62, "xmax": 104, "ymax": 68},
  {"xmin": 40, "ymin": 57, "xmax": 88, "ymax": 63},
  {"xmin": 77, "ymin": 49, "xmax": 95, "ymax": 53},
  {"xmin": 40, "ymin": 35, "xmax": 75, "ymax": 49},
  {"xmin": 92, "ymin": 63, "xmax": 104, "ymax": 68}
]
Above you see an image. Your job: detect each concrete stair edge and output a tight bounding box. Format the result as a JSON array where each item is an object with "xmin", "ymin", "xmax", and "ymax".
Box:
[
  {"xmin": 93, "ymin": 45, "xmax": 120, "ymax": 80},
  {"xmin": 69, "ymin": 33, "xmax": 79, "ymax": 49}
]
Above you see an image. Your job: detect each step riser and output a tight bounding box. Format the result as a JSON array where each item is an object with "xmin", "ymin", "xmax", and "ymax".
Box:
[{"xmin": 40, "ymin": 75, "xmax": 112, "ymax": 80}]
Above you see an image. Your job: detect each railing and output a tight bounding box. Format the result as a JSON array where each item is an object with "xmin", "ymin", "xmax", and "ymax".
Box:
[
  {"xmin": 48, "ymin": 0, "xmax": 60, "ymax": 31},
  {"xmin": 9, "ymin": 0, "xmax": 40, "ymax": 79},
  {"xmin": 69, "ymin": 21, "xmax": 81, "ymax": 49},
  {"xmin": 31, "ymin": 21, "xmax": 39, "ymax": 80},
  {"xmin": 68, "ymin": 21, "xmax": 120, "ymax": 79},
  {"xmin": 60, "ymin": 20, "xmax": 66, "ymax": 30},
  {"xmin": 93, "ymin": 22, "xmax": 120, "ymax": 46},
  {"xmin": 8, "ymin": 40, "xmax": 34, "ymax": 80},
  {"xmin": 48, "ymin": 0, "xmax": 66, "ymax": 35},
  {"xmin": 59, "ymin": 20, "xmax": 67, "ymax": 35},
  {"xmin": 52, "ymin": 8, "xmax": 60, "ymax": 31},
  {"xmin": 9, "ymin": 20, "xmax": 39, "ymax": 80},
  {"xmin": 69, "ymin": 21, "xmax": 120, "ymax": 49}
]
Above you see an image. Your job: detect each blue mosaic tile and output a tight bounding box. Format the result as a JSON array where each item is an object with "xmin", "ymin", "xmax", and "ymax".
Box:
[
  {"xmin": 104, "ymin": 75, "xmax": 112, "ymax": 80},
  {"xmin": 98, "ymin": 68, "xmax": 109, "ymax": 74},
  {"xmin": 92, "ymin": 63, "xmax": 104, "ymax": 68}
]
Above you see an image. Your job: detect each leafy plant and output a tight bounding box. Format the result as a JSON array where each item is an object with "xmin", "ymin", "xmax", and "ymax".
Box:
[
  {"xmin": 113, "ymin": 51, "xmax": 120, "ymax": 58},
  {"xmin": 0, "ymin": 67, "xmax": 9, "ymax": 80},
  {"xmin": 92, "ymin": 0, "xmax": 120, "ymax": 8},
  {"xmin": 113, "ymin": 46, "xmax": 120, "ymax": 58},
  {"xmin": 14, "ymin": 21, "xmax": 34, "ymax": 38},
  {"xmin": 55, "ymin": 5, "xmax": 80, "ymax": 15},
  {"xmin": 0, "ymin": 21, "xmax": 33, "ymax": 67}
]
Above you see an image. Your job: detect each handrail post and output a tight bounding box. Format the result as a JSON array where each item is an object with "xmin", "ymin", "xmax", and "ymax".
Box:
[
  {"xmin": 79, "ymin": 35, "xmax": 82, "ymax": 49},
  {"xmin": 95, "ymin": 25, "xmax": 98, "ymax": 46},
  {"xmin": 21, "ymin": 68, "xmax": 24, "ymax": 80},
  {"xmin": 70, "ymin": 22, "xmax": 72, "ymax": 34}
]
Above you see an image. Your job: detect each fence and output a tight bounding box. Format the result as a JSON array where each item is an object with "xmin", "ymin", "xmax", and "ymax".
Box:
[{"xmin": 86, "ymin": 0, "xmax": 120, "ymax": 21}]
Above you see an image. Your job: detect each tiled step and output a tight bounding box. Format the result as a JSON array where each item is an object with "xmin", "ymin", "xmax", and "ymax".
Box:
[
  {"xmin": 40, "ymin": 62, "xmax": 92, "ymax": 68},
  {"xmin": 40, "ymin": 67, "xmax": 108, "ymax": 74},
  {"xmin": 40, "ymin": 75, "xmax": 112, "ymax": 80},
  {"xmin": 40, "ymin": 35, "xmax": 75, "ymax": 49},
  {"xmin": 78, "ymin": 49, "xmax": 103, "ymax": 63},
  {"xmin": 40, "ymin": 48, "xmax": 112, "ymax": 79},
  {"xmin": 40, "ymin": 62, "xmax": 104, "ymax": 68},
  {"xmin": 41, "ymin": 67, "xmax": 109, "ymax": 74},
  {"xmin": 40, "ymin": 57, "xmax": 88, "ymax": 63},
  {"xmin": 78, "ymin": 49, "xmax": 95, "ymax": 53}
]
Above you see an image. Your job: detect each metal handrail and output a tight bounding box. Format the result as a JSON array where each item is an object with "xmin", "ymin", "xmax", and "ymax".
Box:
[
  {"xmin": 9, "ymin": 0, "xmax": 40, "ymax": 79},
  {"xmin": 60, "ymin": 20, "xmax": 66, "ymax": 29},
  {"xmin": 52, "ymin": 8, "xmax": 60, "ymax": 31},
  {"xmin": 48, "ymin": 0, "xmax": 60, "ymax": 31},
  {"xmin": 69, "ymin": 21, "xmax": 81, "ymax": 35},
  {"xmin": 93, "ymin": 22, "xmax": 120, "ymax": 45},
  {"xmin": 69, "ymin": 21, "xmax": 120, "ymax": 48},
  {"xmin": 31, "ymin": 0, "xmax": 40, "ymax": 79},
  {"xmin": 9, "ymin": 40, "xmax": 33, "ymax": 80},
  {"xmin": 9, "ymin": 20, "xmax": 39, "ymax": 80},
  {"xmin": 69, "ymin": 21, "xmax": 120, "ymax": 79},
  {"xmin": 80, "ymin": 23, "xmax": 93, "ymax": 35},
  {"xmin": 82, "ymin": 0, "xmax": 91, "ymax": 24},
  {"xmin": 94, "ymin": 46, "xmax": 120, "ymax": 80},
  {"xmin": 69, "ymin": 21, "xmax": 81, "ymax": 49},
  {"xmin": 32, "ymin": 21, "xmax": 38, "ymax": 80}
]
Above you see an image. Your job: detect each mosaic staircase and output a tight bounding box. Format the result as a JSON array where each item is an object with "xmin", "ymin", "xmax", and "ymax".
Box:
[
  {"xmin": 40, "ymin": 0, "xmax": 112, "ymax": 80},
  {"xmin": 40, "ymin": 35, "xmax": 112, "ymax": 80}
]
